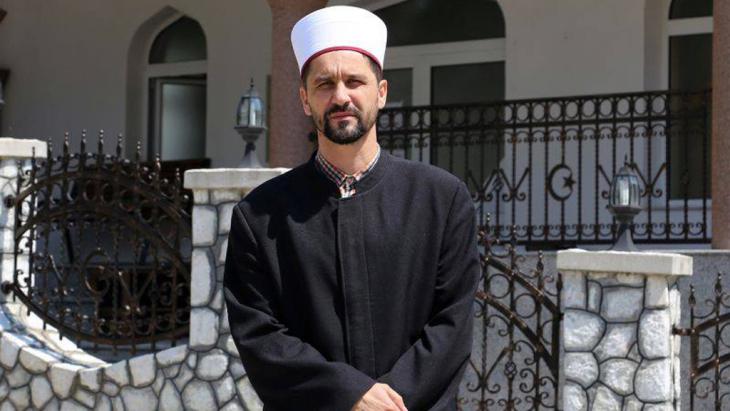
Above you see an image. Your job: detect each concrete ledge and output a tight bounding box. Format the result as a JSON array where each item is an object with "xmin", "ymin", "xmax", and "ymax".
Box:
[
  {"xmin": 0, "ymin": 138, "xmax": 48, "ymax": 159},
  {"xmin": 184, "ymin": 168, "xmax": 289, "ymax": 190},
  {"xmin": 556, "ymin": 249, "xmax": 693, "ymax": 276}
]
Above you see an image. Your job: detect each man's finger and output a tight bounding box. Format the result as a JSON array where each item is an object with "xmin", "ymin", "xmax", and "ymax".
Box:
[{"xmin": 384, "ymin": 386, "xmax": 408, "ymax": 411}]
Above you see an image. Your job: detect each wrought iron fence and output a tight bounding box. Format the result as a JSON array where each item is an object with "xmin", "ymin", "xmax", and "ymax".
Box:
[
  {"xmin": 377, "ymin": 89, "xmax": 711, "ymax": 247},
  {"xmin": 458, "ymin": 220, "xmax": 561, "ymax": 409},
  {"xmin": 3, "ymin": 132, "xmax": 193, "ymax": 354},
  {"xmin": 674, "ymin": 273, "xmax": 730, "ymax": 410}
]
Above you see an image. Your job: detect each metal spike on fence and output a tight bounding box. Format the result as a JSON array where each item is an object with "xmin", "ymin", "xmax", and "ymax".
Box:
[
  {"xmin": 63, "ymin": 132, "xmax": 70, "ymax": 157},
  {"xmin": 715, "ymin": 273, "xmax": 723, "ymax": 296},
  {"xmin": 80, "ymin": 129, "xmax": 87, "ymax": 154},
  {"xmin": 135, "ymin": 140, "xmax": 141, "ymax": 163},
  {"xmin": 97, "ymin": 130, "xmax": 104, "ymax": 154},
  {"xmin": 689, "ymin": 284, "xmax": 696, "ymax": 307},
  {"xmin": 116, "ymin": 134, "xmax": 123, "ymax": 159}
]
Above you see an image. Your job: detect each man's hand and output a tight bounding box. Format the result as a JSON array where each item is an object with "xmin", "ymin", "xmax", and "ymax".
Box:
[{"xmin": 351, "ymin": 383, "xmax": 408, "ymax": 411}]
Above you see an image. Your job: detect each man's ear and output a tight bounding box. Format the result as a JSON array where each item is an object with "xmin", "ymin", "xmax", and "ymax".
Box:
[
  {"xmin": 377, "ymin": 79, "xmax": 388, "ymax": 109},
  {"xmin": 299, "ymin": 85, "xmax": 312, "ymax": 116}
]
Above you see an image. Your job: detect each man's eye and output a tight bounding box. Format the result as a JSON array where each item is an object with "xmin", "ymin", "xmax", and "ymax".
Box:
[
  {"xmin": 347, "ymin": 79, "xmax": 363, "ymax": 86},
  {"xmin": 317, "ymin": 81, "xmax": 333, "ymax": 89}
]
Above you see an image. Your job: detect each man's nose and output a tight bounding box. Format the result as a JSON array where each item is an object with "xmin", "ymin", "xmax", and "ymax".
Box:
[{"xmin": 331, "ymin": 82, "xmax": 351, "ymax": 106}]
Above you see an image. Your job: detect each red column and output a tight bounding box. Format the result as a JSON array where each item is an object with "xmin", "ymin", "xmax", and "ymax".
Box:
[
  {"xmin": 266, "ymin": 0, "xmax": 327, "ymax": 168},
  {"xmin": 712, "ymin": 1, "xmax": 730, "ymax": 248}
]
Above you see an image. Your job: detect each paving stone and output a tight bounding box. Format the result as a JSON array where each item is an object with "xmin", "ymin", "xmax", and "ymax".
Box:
[
  {"xmin": 645, "ymin": 276, "xmax": 669, "ymax": 308},
  {"xmin": 45, "ymin": 398, "xmax": 61, "ymax": 411},
  {"xmin": 601, "ymin": 286, "xmax": 644, "ymax": 322},
  {"xmin": 213, "ymin": 373, "xmax": 237, "ymax": 405},
  {"xmin": 635, "ymin": 358, "xmax": 672, "ymax": 402},
  {"xmin": 186, "ymin": 353, "xmax": 197, "ymax": 369},
  {"xmin": 210, "ymin": 288, "xmax": 224, "ymax": 312},
  {"xmin": 562, "ymin": 272, "xmax": 586, "ymax": 309},
  {"xmin": 220, "ymin": 304, "xmax": 230, "ymax": 334},
  {"xmin": 152, "ymin": 370, "xmax": 165, "ymax": 396},
  {"xmin": 79, "ymin": 367, "xmax": 102, "ymax": 392},
  {"xmin": 0, "ymin": 379, "xmax": 8, "ymax": 401},
  {"xmin": 0, "ymin": 334, "xmax": 25, "ymax": 369},
  {"xmin": 163, "ymin": 364, "xmax": 181, "ymax": 379},
  {"xmin": 218, "ymin": 237, "xmax": 229, "ymax": 265},
  {"xmin": 173, "ymin": 365, "xmax": 194, "ymax": 392},
  {"xmin": 73, "ymin": 388, "xmax": 96, "ymax": 408},
  {"xmin": 600, "ymin": 358, "xmax": 638, "ymax": 395},
  {"xmin": 220, "ymin": 401, "xmax": 245, "ymax": 411},
  {"xmin": 0, "ymin": 401, "xmax": 14, "ymax": 411},
  {"xmin": 623, "ymin": 395, "xmax": 642, "ymax": 411},
  {"xmin": 236, "ymin": 376, "xmax": 263, "ymax": 411},
  {"xmin": 30, "ymin": 376, "xmax": 53, "ymax": 409},
  {"xmin": 218, "ymin": 203, "xmax": 236, "ymax": 235},
  {"xmin": 104, "ymin": 361, "xmax": 129, "ymax": 386},
  {"xmin": 49, "ymin": 363, "xmax": 82, "ymax": 399},
  {"xmin": 564, "ymin": 352, "xmax": 598, "ymax": 388},
  {"xmin": 563, "ymin": 309, "xmax": 605, "ymax": 351},
  {"xmin": 591, "ymin": 384, "xmax": 621, "ymax": 411},
  {"xmin": 6, "ymin": 365, "xmax": 31, "ymax": 388},
  {"xmin": 59, "ymin": 400, "xmax": 85, "ymax": 411},
  {"xmin": 191, "ymin": 249, "xmax": 215, "ymax": 307},
  {"xmin": 196, "ymin": 349, "xmax": 228, "ymax": 381},
  {"xmin": 222, "ymin": 334, "xmax": 238, "ymax": 357},
  {"xmin": 192, "ymin": 206, "xmax": 217, "ymax": 246},
  {"xmin": 19, "ymin": 346, "xmax": 57, "ymax": 374},
  {"xmin": 189, "ymin": 308, "xmax": 219, "ymax": 350},
  {"xmin": 94, "ymin": 394, "xmax": 111, "ymax": 411},
  {"xmin": 587, "ymin": 281, "xmax": 601, "ymax": 313},
  {"xmin": 159, "ymin": 381, "xmax": 183, "ymax": 411},
  {"xmin": 156, "ymin": 345, "xmax": 187, "ymax": 367},
  {"xmin": 111, "ymin": 395, "xmax": 125, "ymax": 411},
  {"xmin": 644, "ymin": 402, "xmax": 673, "ymax": 411},
  {"xmin": 129, "ymin": 354, "xmax": 156, "ymax": 387},
  {"xmin": 182, "ymin": 380, "xmax": 216, "ymax": 411},
  {"xmin": 102, "ymin": 382, "xmax": 120, "ymax": 397},
  {"xmin": 8, "ymin": 385, "xmax": 30, "ymax": 410},
  {"xmin": 639, "ymin": 309, "xmax": 671, "ymax": 359},
  {"xmin": 594, "ymin": 323, "xmax": 636, "ymax": 362},
  {"xmin": 121, "ymin": 386, "xmax": 158, "ymax": 411},
  {"xmin": 229, "ymin": 360, "xmax": 246, "ymax": 379}
]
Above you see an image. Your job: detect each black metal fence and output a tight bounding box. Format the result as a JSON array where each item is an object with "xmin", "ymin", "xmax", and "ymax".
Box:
[
  {"xmin": 377, "ymin": 89, "xmax": 711, "ymax": 247},
  {"xmin": 3, "ymin": 133, "xmax": 193, "ymax": 354},
  {"xmin": 458, "ymin": 221, "xmax": 561, "ymax": 409},
  {"xmin": 674, "ymin": 273, "xmax": 730, "ymax": 410}
]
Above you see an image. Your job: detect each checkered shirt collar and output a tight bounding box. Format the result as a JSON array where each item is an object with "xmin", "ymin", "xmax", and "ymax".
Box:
[{"xmin": 315, "ymin": 145, "xmax": 381, "ymax": 197}]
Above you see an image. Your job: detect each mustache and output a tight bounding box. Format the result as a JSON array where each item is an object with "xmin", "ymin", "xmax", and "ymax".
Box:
[{"xmin": 325, "ymin": 104, "xmax": 361, "ymax": 119}]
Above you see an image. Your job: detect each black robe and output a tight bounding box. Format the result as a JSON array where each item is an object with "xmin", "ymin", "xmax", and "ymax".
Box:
[{"xmin": 224, "ymin": 150, "xmax": 480, "ymax": 411}]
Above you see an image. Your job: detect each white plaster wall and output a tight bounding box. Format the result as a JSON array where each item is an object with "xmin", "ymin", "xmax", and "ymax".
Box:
[{"xmin": 0, "ymin": 0, "xmax": 272, "ymax": 168}]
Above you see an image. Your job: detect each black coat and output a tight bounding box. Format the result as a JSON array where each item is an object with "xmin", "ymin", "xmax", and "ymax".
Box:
[{"xmin": 224, "ymin": 150, "xmax": 480, "ymax": 411}]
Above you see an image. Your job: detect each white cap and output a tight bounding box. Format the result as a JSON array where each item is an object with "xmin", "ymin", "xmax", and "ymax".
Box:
[{"xmin": 291, "ymin": 6, "xmax": 387, "ymax": 75}]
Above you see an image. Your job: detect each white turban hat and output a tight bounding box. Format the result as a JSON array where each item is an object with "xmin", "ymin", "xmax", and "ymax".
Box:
[{"xmin": 291, "ymin": 6, "xmax": 388, "ymax": 75}]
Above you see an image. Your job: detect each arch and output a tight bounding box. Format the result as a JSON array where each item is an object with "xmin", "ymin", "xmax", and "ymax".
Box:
[
  {"xmin": 669, "ymin": 0, "xmax": 712, "ymax": 19},
  {"xmin": 125, "ymin": 7, "xmax": 208, "ymax": 162},
  {"xmin": 373, "ymin": 0, "xmax": 505, "ymax": 47}
]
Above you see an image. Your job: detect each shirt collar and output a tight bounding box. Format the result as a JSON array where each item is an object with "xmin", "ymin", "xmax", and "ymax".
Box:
[{"xmin": 315, "ymin": 145, "xmax": 381, "ymax": 188}]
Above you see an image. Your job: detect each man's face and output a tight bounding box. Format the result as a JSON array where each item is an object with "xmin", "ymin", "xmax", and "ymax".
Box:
[{"xmin": 299, "ymin": 50, "xmax": 388, "ymax": 145}]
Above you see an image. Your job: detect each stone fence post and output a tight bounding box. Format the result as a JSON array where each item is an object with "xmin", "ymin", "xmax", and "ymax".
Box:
[
  {"xmin": 0, "ymin": 138, "xmax": 47, "ymax": 302},
  {"xmin": 557, "ymin": 250, "xmax": 692, "ymax": 411},
  {"xmin": 183, "ymin": 167, "xmax": 288, "ymax": 407}
]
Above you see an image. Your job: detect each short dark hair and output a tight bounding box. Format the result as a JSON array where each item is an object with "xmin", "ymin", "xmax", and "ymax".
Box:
[{"xmin": 301, "ymin": 53, "xmax": 383, "ymax": 87}]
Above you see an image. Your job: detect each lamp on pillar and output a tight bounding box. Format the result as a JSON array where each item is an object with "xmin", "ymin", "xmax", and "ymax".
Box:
[
  {"xmin": 235, "ymin": 78, "xmax": 266, "ymax": 168},
  {"xmin": 607, "ymin": 160, "xmax": 642, "ymax": 251}
]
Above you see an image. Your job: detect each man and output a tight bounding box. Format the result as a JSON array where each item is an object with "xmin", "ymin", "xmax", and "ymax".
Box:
[{"xmin": 224, "ymin": 6, "xmax": 479, "ymax": 410}]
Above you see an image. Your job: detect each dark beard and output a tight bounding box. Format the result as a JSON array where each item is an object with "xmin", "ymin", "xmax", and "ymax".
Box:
[{"xmin": 318, "ymin": 104, "xmax": 372, "ymax": 145}]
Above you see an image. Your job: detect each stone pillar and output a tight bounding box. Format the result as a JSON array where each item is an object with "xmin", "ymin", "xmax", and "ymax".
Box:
[
  {"xmin": 557, "ymin": 250, "xmax": 692, "ymax": 410},
  {"xmin": 183, "ymin": 167, "xmax": 288, "ymax": 409},
  {"xmin": 712, "ymin": 0, "xmax": 730, "ymax": 248},
  {"xmin": 265, "ymin": 0, "xmax": 327, "ymax": 168},
  {"xmin": 0, "ymin": 138, "xmax": 46, "ymax": 302}
]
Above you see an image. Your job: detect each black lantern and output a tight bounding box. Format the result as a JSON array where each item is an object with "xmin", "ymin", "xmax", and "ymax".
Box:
[
  {"xmin": 607, "ymin": 161, "xmax": 642, "ymax": 251},
  {"xmin": 234, "ymin": 78, "xmax": 266, "ymax": 168}
]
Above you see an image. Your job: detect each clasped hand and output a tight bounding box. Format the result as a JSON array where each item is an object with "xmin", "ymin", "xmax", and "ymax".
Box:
[{"xmin": 351, "ymin": 383, "xmax": 408, "ymax": 411}]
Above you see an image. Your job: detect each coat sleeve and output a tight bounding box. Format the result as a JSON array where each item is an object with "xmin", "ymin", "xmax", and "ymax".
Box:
[
  {"xmin": 224, "ymin": 204, "xmax": 376, "ymax": 411},
  {"xmin": 377, "ymin": 182, "xmax": 480, "ymax": 410}
]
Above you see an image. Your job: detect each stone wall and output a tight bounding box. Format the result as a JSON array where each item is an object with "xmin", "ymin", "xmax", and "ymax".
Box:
[
  {"xmin": 0, "ymin": 141, "xmax": 287, "ymax": 411},
  {"xmin": 558, "ymin": 250, "xmax": 692, "ymax": 411}
]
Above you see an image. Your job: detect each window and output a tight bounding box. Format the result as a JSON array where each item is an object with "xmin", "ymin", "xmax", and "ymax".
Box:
[
  {"xmin": 147, "ymin": 16, "xmax": 207, "ymax": 162},
  {"xmin": 375, "ymin": 0, "xmax": 504, "ymax": 46},
  {"xmin": 667, "ymin": 0, "xmax": 712, "ymax": 199}
]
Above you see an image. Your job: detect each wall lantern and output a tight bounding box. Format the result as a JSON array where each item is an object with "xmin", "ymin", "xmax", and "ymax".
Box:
[
  {"xmin": 607, "ymin": 160, "xmax": 642, "ymax": 251},
  {"xmin": 234, "ymin": 79, "xmax": 266, "ymax": 168}
]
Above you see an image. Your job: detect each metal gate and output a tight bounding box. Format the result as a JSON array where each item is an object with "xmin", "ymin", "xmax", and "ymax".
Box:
[
  {"xmin": 674, "ymin": 273, "xmax": 730, "ymax": 410},
  {"xmin": 458, "ymin": 216, "xmax": 562, "ymax": 410},
  {"xmin": 3, "ymin": 134, "xmax": 193, "ymax": 354}
]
